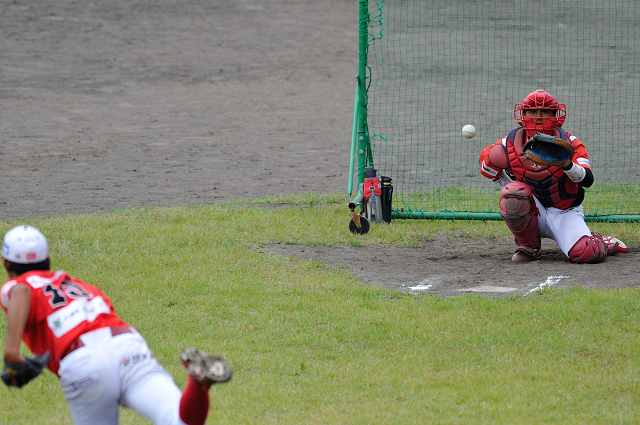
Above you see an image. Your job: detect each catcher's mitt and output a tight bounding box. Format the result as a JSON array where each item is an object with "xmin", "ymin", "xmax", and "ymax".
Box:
[
  {"xmin": 2, "ymin": 352, "xmax": 49, "ymax": 388},
  {"xmin": 522, "ymin": 132, "xmax": 574, "ymax": 167}
]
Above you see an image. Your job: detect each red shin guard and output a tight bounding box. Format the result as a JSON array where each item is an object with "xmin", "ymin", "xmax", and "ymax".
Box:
[{"xmin": 500, "ymin": 182, "xmax": 541, "ymax": 257}]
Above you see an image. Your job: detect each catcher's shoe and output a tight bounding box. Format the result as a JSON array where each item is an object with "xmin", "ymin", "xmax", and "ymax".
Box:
[
  {"xmin": 180, "ymin": 347, "xmax": 232, "ymax": 385},
  {"xmin": 511, "ymin": 246, "xmax": 541, "ymax": 263},
  {"xmin": 592, "ymin": 233, "xmax": 628, "ymax": 255}
]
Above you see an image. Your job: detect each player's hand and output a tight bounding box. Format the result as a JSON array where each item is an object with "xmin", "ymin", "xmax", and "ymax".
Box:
[{"xmin": 2, "ymin": 352, "xmax": 49, "ymax": 388}]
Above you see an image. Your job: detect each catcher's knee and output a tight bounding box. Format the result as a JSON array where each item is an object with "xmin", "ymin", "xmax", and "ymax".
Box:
[
  {"xmin": 500, "ymin": 182, "xmax": 535, "ymax": 223},
  {"xmin": 499, "ymin": 182, "xmax": 541, "ymax": 251},
  {"xmin": 568, "ymin": 234, "xmax": 607, "ymax": 264}
]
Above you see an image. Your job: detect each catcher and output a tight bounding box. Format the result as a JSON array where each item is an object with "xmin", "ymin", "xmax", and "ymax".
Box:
[
  {"xmin": 1, "ymin": 225, "xmax": 232, "ymax": 424},
  {"xmin": 478, "ymin": 89, "xmax": 628, "ymax": 263}
]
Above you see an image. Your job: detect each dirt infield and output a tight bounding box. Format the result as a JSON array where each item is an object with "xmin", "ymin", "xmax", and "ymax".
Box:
[
  {"xmin": 1, "ymin": 0, "xmax": 637, "ymax": 296},
  {"xmin": 1, "ymin": 0, "xmax": 354, "ymax": 217},
  {"xmin": 264, "ymin": 237, "xmax": 639, "ymax": 298}
]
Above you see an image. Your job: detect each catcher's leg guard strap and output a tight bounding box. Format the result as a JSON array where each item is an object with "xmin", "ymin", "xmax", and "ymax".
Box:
[
  {"xmin": 499, "ymin": 182, "xmax": 541, "ymax": 251},
  {"xmin": 568, "ymin": 234, "xmax": 607, "ymax": 264}
]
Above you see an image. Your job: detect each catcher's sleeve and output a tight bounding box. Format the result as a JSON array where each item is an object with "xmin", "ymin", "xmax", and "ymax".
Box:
[
  {"xmin": 493, "ymin": 170, "xmax": 514, "ymax": 188},
  {"xmin": 479, "ymin": 142, "xmax": 509, "ymax": 179}
]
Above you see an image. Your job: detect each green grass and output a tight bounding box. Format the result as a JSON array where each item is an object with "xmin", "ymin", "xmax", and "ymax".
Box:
[{"xmin": 1, "ymin": 193, "xmax": 639, "ymax": 424}]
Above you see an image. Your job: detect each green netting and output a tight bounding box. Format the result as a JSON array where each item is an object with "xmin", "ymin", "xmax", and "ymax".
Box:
[{"xmin": 351, "ymin": 0, "xmax": 640, "ymax": 222}]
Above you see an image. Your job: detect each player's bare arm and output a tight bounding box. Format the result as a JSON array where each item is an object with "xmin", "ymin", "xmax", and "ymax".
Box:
[{"xmin": 3, "ymin": 284, "xmax": 30, "ymax": 364}]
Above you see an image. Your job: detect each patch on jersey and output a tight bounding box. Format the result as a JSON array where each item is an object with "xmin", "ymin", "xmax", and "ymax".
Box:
[
  {"xmin": 47, "ymin": 296, "xmax": 110, "ymax": 338},
  {"xmin": 481, "ymin": 161, "xmax": 499, "ymax": 177},
  {"xmin": 577, "ymin": 157, "xmax": 590, "ymax": 167}
]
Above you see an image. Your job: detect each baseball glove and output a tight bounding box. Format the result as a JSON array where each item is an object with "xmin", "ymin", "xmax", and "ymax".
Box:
[
  {"xmin": 522, "ymin": 132, "xmax": 574, "ymax": 167},
  {"xmin": 2, "ymin": 352, "xmax": 49, "ymax": 388}
]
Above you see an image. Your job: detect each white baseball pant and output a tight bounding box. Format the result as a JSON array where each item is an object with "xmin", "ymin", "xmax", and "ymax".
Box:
[
  {"xmin": 58, "ymin": 327, "xmax": 187, "ymax": 425},
  {"xmin": 533, "ymin": 196, "xmax": 591, "ymax": 256}
]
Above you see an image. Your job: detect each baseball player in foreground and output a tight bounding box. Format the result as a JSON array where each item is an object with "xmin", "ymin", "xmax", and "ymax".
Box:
[
  {"xmin": 1, "ymin": 225, "xmax": 232, "ymax": 424},
  {"xmin": 478, "ymin": 89, "xmax": 628, "ymax": 263}
]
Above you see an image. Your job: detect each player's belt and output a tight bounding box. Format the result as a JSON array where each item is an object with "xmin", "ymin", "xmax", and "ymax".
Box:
[{"xmin": 60, "ymin": 326, "xmax": 134, "ymax": 360}]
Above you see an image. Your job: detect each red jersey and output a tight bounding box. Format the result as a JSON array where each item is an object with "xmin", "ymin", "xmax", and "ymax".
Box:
[{"xmin": 1, "ymin": 270, "xmax": 129, "ymax": 375}]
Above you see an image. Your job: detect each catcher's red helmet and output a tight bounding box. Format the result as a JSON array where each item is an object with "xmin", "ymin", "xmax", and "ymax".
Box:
[{"xmin": 514, "ymin": 89, "xmax": 566, "ymax": 136}]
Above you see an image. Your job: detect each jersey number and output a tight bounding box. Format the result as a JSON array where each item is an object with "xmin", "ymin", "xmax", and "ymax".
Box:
[{"xmin": 43, "ymin": 280, "xmax": 92, "ymax": 307}]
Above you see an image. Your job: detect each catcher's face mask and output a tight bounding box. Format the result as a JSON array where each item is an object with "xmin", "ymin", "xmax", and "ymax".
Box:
[{"xmin": 514, "ymin": 89, "xmax": 566, "ymax": 136}]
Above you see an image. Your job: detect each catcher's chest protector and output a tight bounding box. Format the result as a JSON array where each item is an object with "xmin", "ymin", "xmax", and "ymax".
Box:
[{"xmin": 506, "ymin": 128, "xmax": 579, "ymax": 210}]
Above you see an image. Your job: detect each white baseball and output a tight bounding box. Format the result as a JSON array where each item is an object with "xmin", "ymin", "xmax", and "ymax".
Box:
[{"xmin": 462, "ymin": 124, "xmax": 476, "ymax": 139}]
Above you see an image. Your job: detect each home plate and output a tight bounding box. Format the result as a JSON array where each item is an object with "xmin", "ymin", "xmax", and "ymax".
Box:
[
  {"xmin": 460, "ymin": 285, "xmax": 518, "ymax": 293},
  {"xmin": 408, "ymin": 277, "xmax": 440, "ymax": 291}
]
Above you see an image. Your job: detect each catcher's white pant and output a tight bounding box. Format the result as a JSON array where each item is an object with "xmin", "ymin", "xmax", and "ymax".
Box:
[
  {"xmin": 533, "ymin": 196, "xmax": 591, "ymax": 256},
  {"xmin": 58, "ymin": 327, "xmax": 187, "ymax": 425}
]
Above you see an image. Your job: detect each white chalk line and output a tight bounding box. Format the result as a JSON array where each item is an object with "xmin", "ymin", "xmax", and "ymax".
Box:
[
  {"xmin": 405, "ymin": 276, "xmax": 570, "ymax": 294},
  {"xmin": 529, "ymin": 276, "xmax": 570, "ymax": 293}
]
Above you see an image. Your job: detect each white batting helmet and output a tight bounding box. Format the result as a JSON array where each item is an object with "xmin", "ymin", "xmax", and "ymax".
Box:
[{"xmin": 2, "ymin": 225, "xmax": 49, "ymax": 264}]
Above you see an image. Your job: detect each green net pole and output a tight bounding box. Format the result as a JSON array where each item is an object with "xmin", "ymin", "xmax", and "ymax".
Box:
[
  {"xmin": 356, "ymin": 0, "xmax": 372, "ymax": 189},
  {"xmin": 348, "ymin": 84, "xmax": 359, "ymax": 196}
]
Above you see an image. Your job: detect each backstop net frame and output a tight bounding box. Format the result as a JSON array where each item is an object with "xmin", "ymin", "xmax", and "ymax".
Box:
[{"xmin": 349, "ymin": 0, "xmax": 640, "ymax": 222}]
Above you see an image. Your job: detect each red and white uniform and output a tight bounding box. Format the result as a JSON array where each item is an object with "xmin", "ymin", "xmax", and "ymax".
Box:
[
  {"xmin": 479, "ymin": 127, "xmax": 590, "ymax": 210},
  {"xmin": 2, "ymin": 270, "xmax": 191, "ymax": 425},
  {"xmin": 1, "ymin": 270, "xmax": 129, "ymax": 375},
  {"xmin": 478, "ymin": 126, "xmax": 594, "ymax": 256},
  {"xmin": 477, "ymin": 89, "xmax": 626, "ymax": 263}
]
